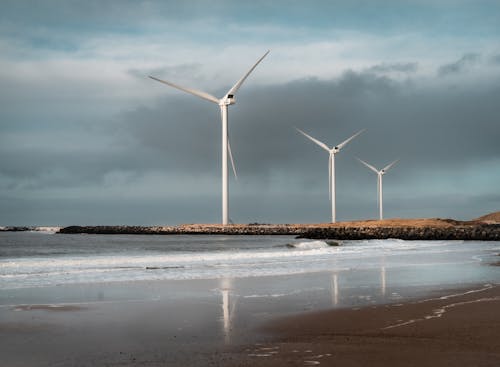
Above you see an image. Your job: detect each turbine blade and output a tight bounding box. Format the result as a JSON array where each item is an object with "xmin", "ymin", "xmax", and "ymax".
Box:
[
  {"xmin": 295, "ymin": 127, "xmax": 330, "ymax": 152},
  {"xmin": 356, "ymin": 157, "xmax": 379, "ymax": 174},
  {"xmin": 382, "ymin": 159, "xmax": 399, "ymax": 172},
  {"xmin": 149, "ymin": 76, "xmax": 219, "ymax": 104},
  {"xmin": 226, "ymin": 50, "xmax": 270, "ymax": 96},
  {"xmin": 337, "ymin": 129, "xmax": 365, "ymax": 150},
  {"xmin": 228, "ymin": 139, "xmax": 238, "ymax": 181}
]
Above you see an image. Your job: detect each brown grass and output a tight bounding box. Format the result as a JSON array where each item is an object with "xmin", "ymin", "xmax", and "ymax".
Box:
[
  {"xmin": 474, "ymin": 211, "xmax": 500, "ymax": 224},
  {"xmin": 173, "ymin": 211, "xmax": 500, "ymax": 230},
  {"xmin": 176, "ymin": 218, "xmax": 466, "ymax": 229}
]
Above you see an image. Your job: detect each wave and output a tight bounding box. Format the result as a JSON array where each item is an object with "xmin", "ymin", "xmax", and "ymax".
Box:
[
  {"xmin": 31, "ymin": 227, "xmax": 61, "ymax": 234},
  {"xmin": 287, "ymin": 240, "xmax": 340, "ymax": 249},
  {"xmin": 1, "ymin": 239, "xmax": 495, "ymax": 290}
]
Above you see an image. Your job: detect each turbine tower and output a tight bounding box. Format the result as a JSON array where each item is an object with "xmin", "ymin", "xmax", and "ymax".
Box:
[
  {"xmin": 150, "ymin": 51, "xmax": 269, "ymax": 225},
  {"xmin": 356, "ymin": 158, "xmax": 398, "ymax": 220},
  {"xmin": 296, "ymin": 128, "xmax": 364, "ymax": 223}
]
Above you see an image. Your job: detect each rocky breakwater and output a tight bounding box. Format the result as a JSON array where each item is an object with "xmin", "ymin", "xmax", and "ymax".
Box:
[
  {"xmin": 298, "ymin": 224, "xmax": 500, "ymax": 241},
  {"xmin": 58, "ymin": 217, "xmax": 500, "ymax": 240},
  {"xmin": 58, "ymin": 224, "xmax": 308, "ymax": 235},
  {"xmin": 59, "ymin": 226, "xmax": 171, "ymax": 234}
]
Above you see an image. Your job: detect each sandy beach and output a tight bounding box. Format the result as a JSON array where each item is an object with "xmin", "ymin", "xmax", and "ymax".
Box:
[
  {"xmin": 223, "ymin": 284, "xmax": 500, "ymax": 367},
  {"xmin": 2, "ymin": 282, "xmax": 499, "ymax": 366}
]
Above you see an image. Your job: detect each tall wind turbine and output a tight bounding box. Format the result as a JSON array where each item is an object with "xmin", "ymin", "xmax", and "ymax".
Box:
[
  {"xmin": 296, "ymin": 128, "xmax": 364, "ymax": 223},
  {"xmin": 356, "ymin": 158, "xmax": 398, "ymax": 220},
  {"xmin": 149, "ymin": 51, "xmax": 270, "ymax": 225}
]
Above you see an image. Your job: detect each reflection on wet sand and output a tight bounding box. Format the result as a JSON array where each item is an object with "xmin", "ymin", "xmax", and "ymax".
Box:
[
  {"xmin": 331, "ymin": 273, "xmax": 339, "ymax": 306},
  {"xmin": 330, "ymin": 266, "xmax": 388, "ymax": 306},
  {"xmin": 219, "ymin": 278, "xmax": 236, "ymax": 344},
  {"xmin": 381, "ymin": 266, "xmax": 386, "ymax": 296}
]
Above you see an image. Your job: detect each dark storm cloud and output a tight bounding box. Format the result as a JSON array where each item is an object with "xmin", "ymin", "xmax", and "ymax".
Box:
[
  {"xmin": 74, "ymin": 67, "xmax": 497, "ymax": 224},
  {"xmin": 438, "ymin": 53, "xmax": 480, "ymax": 76},
  {"xmin": 2, "ymin": 66, "xmax": 499, "ymax": 207},
  {"xmin": 0, "ymin": 147, "xmax": 146, "ymax": 190},
  {"xmin": 0, "ymin": 131, "xmax": 147, "ymax": 187},
  {"xmin": 122, "ymin": 69, "xmax": 500, "ymax": 181}
]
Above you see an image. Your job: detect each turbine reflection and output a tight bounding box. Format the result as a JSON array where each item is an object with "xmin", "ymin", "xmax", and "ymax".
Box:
[
  {"xmin": 381, "ymin": 266, "xmax": 386, "ymax": 296},
  {"xmin": 331, "ymin": 273, "xmax": 339, "ymax": 306},
  {"xmin": 219, "ymin": 278, "xmax": 236, "ymax": 344}
]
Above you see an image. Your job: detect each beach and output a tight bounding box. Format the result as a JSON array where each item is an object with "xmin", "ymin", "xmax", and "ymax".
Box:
[
  {"xmin": 224, "ymin": 284, "xmax": 500, "ymax": 366},
  {"xmin": 0, "ymin": 232, "xmax": 499, "ymax": 366},
  {"xmin": 2, "ymin": 280, "xmax": 499, "ymax": 366}
]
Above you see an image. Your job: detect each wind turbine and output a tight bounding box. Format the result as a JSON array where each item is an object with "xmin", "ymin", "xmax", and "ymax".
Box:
[
  {"xmin": 296, "ymin": 128, "xmax": 364, "ymax": 223},
  {"xmin": 356, "ymin": 158, "xmax": 398, "ymax": 220},
  {"xmin": 149, "ymin": 51, "xmax": 270, "ymax": 225}
]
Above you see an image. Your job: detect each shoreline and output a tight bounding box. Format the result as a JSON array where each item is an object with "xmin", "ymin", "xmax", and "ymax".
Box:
[{"xmin": 221, "ymin": 283, "xmax": 500, "ymax": 366}]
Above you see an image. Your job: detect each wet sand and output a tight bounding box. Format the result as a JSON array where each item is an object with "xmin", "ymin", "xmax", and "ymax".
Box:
[
  {"xmin": 224, "ymin": 284, "xmax": 500, "ymax": 366},
  {"xmin": 1, "ymin": 266, "xmax": 499, "ymax": 366},
  {"xmin": 3, "ymin": 283, "xmax": 498, "ymax": 366},
  {"xmin": 13, "ymin": 304, "xmax": 87, "ymax": 311}
]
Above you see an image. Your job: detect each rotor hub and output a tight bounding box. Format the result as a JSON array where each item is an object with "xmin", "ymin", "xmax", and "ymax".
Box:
[{"xmin": 221, "ymin": 94, "xmax": 236, "ymax": 106}]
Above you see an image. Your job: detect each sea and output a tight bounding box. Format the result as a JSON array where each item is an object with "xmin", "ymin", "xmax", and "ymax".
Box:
[{"xmin": 1, "ymin": 231, "xmax": 499, "ymax": 292}]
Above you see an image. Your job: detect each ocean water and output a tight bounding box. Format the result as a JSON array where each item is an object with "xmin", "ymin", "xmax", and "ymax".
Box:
[{"xmin": 1, "ymin": 232, "xmax": 499, "ymax": 291}]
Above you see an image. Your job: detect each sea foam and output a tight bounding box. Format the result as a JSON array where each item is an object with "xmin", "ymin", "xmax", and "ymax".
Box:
[{"xmin": 287, "ymin": 240, "xmax": 332, "ymax": 249}]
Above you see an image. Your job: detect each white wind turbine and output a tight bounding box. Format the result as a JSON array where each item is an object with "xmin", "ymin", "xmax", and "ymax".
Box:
[
  {"xmin": 357, "ymin": 158, "xmax": 398, "ymax": 220},
  {"xmin": 149, "ymin": 51, "xmax": 270, "ymax": 225},
  {"xmin": 296, "ymin": 128, "xmax": 364, "ymax": 223}
]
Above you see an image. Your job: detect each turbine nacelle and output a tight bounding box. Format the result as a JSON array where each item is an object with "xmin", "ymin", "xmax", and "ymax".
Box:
[
  {"xmin": 357, "ymin": 158, "xmax": 398, "ymax": 176},
  {"xmin": 220, "ymin": 94, "xmax": 236, "ymax": 106}
]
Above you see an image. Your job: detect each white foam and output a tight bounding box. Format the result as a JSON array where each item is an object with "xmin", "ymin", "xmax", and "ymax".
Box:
[
  {"xmin": 288, "ymin": 240, "xmax": 331, "ymax": 249},
  {"xmin": 33, "ymin": 227, "xmax": 60, "ymax": 234},
  {"xmin": 243, "ymin": 287, "xmax": 324, "ymax": 299},
  {"xmin": 382, "ymin": 284, "xmax": 499, "ymax": 330},
  {"xmin": 383, "ymin": 296, "xmax": 500, "ymax": 330},
  {"xmin": 1, "ymin": 239, "xmax": 497, "ymax": 289}
]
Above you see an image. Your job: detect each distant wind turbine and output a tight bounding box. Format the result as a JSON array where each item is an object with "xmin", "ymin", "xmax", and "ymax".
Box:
[
  {"xmin": 357, "ymin": 158, "xmax": 398, "ymax": 220},
  {"xmin": 296, "ymin": 128, "xmax": 364, "ymax": 223},
  {"xmin": 149, "ymin": 51, "xmax": 270, "ymax": 225}
]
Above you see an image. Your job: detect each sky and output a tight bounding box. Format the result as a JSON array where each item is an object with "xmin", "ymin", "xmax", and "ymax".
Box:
[{"xmin": 1, "ymin": 0, "xmax": 500, "ymax": 225}]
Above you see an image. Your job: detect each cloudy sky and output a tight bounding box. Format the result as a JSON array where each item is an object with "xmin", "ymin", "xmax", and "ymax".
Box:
[{"xmin": 1, "ymin": 0, "xmax": 500, "ymax": 225}]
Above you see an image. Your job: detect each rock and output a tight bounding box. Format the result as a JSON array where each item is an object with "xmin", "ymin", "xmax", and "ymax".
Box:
[{"xmin": 325, "ymin": 240, "xmax": 342, "ymax": 246}]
